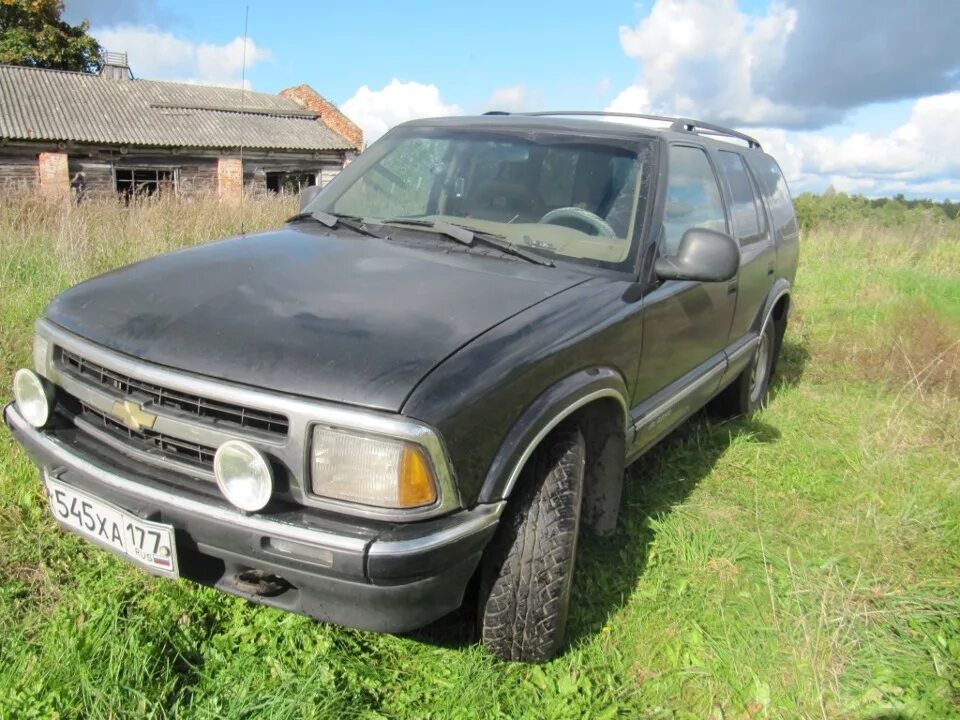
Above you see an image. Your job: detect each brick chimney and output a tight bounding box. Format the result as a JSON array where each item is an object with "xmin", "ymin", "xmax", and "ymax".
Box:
[
  {"xmin": 280, "ymin": 85, "xmax": 363, "ymax": 150},
  {"xmin": 100, "ymin": 50, "xmax": 131, "ymax": 81}
]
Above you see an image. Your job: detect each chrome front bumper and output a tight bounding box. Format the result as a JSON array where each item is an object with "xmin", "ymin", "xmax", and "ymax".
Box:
[{"xmin": 5, "ymin": 402, "xmax": 503, "ymax": 631}]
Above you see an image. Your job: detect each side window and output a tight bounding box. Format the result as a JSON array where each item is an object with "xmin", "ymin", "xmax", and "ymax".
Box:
[
  {"xmin": 717, "ymin": 151, "xmax": 763, "ymax": 244},
  {"xmin": 745, "ymin": 153, "xmax": 798, "ymax": 238},
  {"xmin": 662, "ymin": 145, "xmax": 727, "ymax": 256}
]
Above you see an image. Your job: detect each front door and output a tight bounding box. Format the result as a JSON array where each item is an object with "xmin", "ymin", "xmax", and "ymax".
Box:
[{"xmin": 629, "ymin": 144, "xmax": 737, "ymax": 454}]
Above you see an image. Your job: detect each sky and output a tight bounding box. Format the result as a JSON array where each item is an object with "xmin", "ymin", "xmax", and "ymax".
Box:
[{"xmin": 62, "ymin": 0, "xmax": 960, "ymax": 199}]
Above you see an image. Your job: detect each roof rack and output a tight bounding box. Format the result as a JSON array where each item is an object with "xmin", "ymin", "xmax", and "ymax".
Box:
[{"xmin": 483, "ymin": 110, "xmax": 762, "ymax": 150}]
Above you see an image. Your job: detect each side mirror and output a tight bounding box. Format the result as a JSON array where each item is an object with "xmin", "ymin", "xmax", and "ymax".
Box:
[
  {"xmin": 654, "ymin": 228, "xmax": 740, "ymax": 283},
  {"xmin": 299, "ymin": 184, "xmax": 321, "ymax": 212}
]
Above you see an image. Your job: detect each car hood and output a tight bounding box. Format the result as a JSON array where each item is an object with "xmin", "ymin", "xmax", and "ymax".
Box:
[{"xmin": 45, "ymin": 224, "xmax": 587, "ymax": 411}]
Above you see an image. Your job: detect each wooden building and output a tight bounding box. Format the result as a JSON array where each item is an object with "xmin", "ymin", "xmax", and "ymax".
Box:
[{"xmin": 0, "ymin": 53, "xmax": 362, "ymax": 201}]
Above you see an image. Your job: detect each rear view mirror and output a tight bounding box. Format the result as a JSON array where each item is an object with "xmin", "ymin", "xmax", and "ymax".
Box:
[
  {"xmin": 299, "ymin": 185, "xmax": 321, "ymax": 212},
  {"xmin": 655, "ymin": 228, "xmax": 740, "ymax": 283}
]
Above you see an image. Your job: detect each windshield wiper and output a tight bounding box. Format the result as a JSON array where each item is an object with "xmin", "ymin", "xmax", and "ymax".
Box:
[
  {"xmin": 378, "ymin": 218, "xmax": 554, "ymax": 267},
  {"xmin": 287, "ymin": 209, "xmax": 382, "ymax": 238}
]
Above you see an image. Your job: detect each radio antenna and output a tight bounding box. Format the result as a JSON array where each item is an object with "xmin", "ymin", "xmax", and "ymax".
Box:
[{"xmin": 238, "ymin": 4, "xmax": 249, "ymax": 233}]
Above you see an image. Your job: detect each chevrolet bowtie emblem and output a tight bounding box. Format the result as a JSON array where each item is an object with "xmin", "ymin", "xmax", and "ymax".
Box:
[{"xmin": 111, "ymin": 400, "xmax": 157, "ymax": 432}]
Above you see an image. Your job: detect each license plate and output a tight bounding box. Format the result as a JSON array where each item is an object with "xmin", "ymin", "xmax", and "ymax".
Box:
[{"xmin": 44, "ymin": 474, "xmax": 179, "ymax": 578}]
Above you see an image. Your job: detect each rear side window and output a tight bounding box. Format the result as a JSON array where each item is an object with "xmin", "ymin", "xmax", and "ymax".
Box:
[
  {"xmin": 662, "ymin": 145, "xmax": 727, "ymax": 256},
  {"xmin": 717, "ymin": 151, "xmax": 763, "ymax": 244},
  {"xmin": 746, "ymin": 153, "xmax": 798, "ymax": 239}
]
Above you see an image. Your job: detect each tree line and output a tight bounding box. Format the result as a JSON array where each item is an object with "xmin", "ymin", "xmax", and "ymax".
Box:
[{"xmin": 794, "ymin": 190, "xmax": 960, "ymax": 231}]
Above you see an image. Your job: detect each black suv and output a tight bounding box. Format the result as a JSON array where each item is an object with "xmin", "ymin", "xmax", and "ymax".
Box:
[{"xmin": 6, "ymin": 111, "xmax": 798, "ymax": 662}]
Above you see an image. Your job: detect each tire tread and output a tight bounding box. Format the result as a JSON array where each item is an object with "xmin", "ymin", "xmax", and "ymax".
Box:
[{"xmin": 479, "ymin": 425, "xmax": 585, "ymax": 662}]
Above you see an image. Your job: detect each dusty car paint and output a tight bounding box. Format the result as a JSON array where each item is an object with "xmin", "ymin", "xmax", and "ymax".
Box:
[{"xmin": 45, "ymin": 226, "xmax": 589, "ymax": 411}]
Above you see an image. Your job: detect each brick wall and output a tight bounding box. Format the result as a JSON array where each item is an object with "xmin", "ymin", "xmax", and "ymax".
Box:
[
  {"xmin": 217, "ymin": 157, "xmax": 243, "ymax": 203},
  {"xmin": 38, "ymin": 152, "xmax": 69, "ymax": 197},
  {"xmin": 280, "ymin": 85, "xmax": 364, "ymax": 151}
]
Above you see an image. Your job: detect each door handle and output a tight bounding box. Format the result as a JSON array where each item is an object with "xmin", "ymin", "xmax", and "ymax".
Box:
[{"xmin": 727, "ymin": 283, "xmax": 738, "ymax": 295}]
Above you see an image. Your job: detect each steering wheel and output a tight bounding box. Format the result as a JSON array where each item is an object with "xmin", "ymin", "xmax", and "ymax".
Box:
[{"xmin": 538, "ymin": 207, "xmax": 617, "ymax": 237}]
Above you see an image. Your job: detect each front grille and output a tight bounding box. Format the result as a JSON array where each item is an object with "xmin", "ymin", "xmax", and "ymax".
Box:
[
  {"xmin": 78, "ymin": 402, "xmax": 216, "ymax": 469},
  {"xmin": 59, "ymin": 347, "xmax": 289, "ymax": 436}
]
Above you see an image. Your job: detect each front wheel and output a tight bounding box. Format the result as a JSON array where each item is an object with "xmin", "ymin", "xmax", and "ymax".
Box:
[{"xmin": 477, "ymin": 425, "xmax": 586, "ymax": 662}]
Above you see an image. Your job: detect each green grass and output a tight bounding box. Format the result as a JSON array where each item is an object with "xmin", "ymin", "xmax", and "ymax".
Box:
[{"xmin": 1, "ymin": 196, "xmax": 958, "ymax": 719}]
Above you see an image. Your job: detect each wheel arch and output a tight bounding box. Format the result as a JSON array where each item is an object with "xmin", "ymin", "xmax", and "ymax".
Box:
[
  {"xmin": 758, "ymin": 281, "xmax": 791, "ymax": 336},
  {"xmin": 763, "ymin": 285, "xmax": 791, "ymax": 375},
  {"xmin": 477, "ymin": 367, "xmax": 629, "ymax": 533}
]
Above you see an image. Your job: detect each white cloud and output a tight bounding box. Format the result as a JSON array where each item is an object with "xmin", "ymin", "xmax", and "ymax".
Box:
[
  {"xmin": 606, "ymin": 84, "xmax": 652, "ymax": 115},
  {"xmin": 611, "ymin": 0, "xmax": 813, "ymax": 128},
  {"xmin": 607, "ymin": 0, "xmax": 960, "ymax": 197},
  {"xmin": 341, "ymin": 79, "xmax": 461, "ymax": 143},
  {"xmin": 798, "ymin": 93, "xmax": 960, "ymax": 180},
  {"xmin": 749, "ymin": 93, "xmax": 960, "ymax": 197},
  {"xmin": 95, "ymin": 25, "xmax": 271, "ymax": 88},
  {"xmin": 484, "ymin": 85, "xmax": 541, "ymax": 113},
  {"xmin": 610, "ymin": 0, "xmax": 960, "ymax": 130}
]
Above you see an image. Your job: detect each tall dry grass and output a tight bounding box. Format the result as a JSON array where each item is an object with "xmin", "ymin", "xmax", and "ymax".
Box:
[
  {"xmin": 0, "ymin": 190, "xmax": 296, "ymax": 285},
  {"xmin": 0, "ymin": 192, "xmax": 296, "ymax": 385},
  {"xmin": 794, "ymin": 220, "xmax": 960, "ymax": 452}
]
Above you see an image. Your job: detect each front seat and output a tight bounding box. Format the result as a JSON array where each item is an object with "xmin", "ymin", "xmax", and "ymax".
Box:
[{"xmin": 464, "ymin": 160, "xmax": 543, "ymax": 222}]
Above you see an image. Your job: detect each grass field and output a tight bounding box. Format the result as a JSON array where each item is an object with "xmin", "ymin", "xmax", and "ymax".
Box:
[{"xmin": 0, "ymin": 195, "xmax": 958, "ymax": 719}]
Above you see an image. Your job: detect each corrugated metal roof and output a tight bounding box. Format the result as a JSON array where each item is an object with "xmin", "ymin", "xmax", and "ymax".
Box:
[{"xmin": 0, "ymin": 65, "xmax": 356, "ymax": 151}]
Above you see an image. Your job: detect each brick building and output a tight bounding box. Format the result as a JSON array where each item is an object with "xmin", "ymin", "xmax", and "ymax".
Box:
[{"xmin": 0, "ymin": 54, "xmax": 362, "ymax": 201}]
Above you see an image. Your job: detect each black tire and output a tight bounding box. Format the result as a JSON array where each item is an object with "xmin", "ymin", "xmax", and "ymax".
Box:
[
  {"xmin": 713, "ymin": 319, "xmax": 779, "ymax": 417},
  {"xmin": 477, "ymin": 425, "xmax": 586, "ymax": 662}
]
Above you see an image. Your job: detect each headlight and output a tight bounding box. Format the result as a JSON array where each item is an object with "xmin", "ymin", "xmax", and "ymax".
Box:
[
  {"xmin": 13, "ymin": 368, "xmax": 54, "ymax": 428},
  {"xmin": 213, "ymin": 440, "xmax": 273, "ymax": 512},
  {"xmin": 310, "ymin": 426, "xmax": 438, "ymax": 509}
]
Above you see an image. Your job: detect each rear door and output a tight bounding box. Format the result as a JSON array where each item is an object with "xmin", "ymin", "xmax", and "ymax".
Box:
[
  {"xmin": 630, "ymin": 143, "xmax": 737, "ymax": 453},
  {"xmin": 746, "ymin": 153, "xmax": 800, "ymax": 286},
  {"xmin": 715, "ymin": 149, "xmax": 776, "ymax": 345}
]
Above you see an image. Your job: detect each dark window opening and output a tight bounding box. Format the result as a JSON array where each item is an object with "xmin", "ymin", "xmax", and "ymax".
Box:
[
  {"xmin": 717, "ymin": 150, "xmax": 763, "ymax": 244},
  {"xmin": 115, "ymin": 167, "xmax": 177, "ymax": 199},
  {"xmin": 745, "ymin": 154, "xmax": 798, "ymax": 238},
  {"xmin": 266, "ymin": 171, "xmax": 316, "ymax": 194}
]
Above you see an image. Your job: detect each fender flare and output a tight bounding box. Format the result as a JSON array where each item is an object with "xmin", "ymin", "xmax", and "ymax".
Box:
[
  {"xmin": 758, "ymin": 280, "xmax": 792, "ymax": 335},
  {"xmin": 476, "ymin": 367, "xmax": 629, "ymax": 503}
]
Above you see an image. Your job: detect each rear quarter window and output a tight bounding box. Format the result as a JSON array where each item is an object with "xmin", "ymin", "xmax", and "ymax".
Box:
[
  {"xmin": 716, "ymin": 150, "xmax": 763, "ymax": 244},
  {"xmin": 746, "ymin": 154, "xmax": 798, "ymax": 239}
]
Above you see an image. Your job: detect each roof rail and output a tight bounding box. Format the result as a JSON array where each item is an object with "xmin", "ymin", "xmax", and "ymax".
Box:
[{"xmin": 484, "ymin": 110, "xmax": 762, "ymax": 150}]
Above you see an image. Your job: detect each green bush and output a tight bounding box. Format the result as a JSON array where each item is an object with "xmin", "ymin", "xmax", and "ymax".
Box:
[{"xmin": 794, "ymin": 191, "xmax": 960, "ymax": 232}]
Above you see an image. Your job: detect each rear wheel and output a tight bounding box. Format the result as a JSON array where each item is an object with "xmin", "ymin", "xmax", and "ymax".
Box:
[
  {"xmin": 477, "ymin": 425, "xmax": 585, "ymax": 662},
  {"xmin": 713, "ymin": 319, "xmax": 778, "ymax": 416}
]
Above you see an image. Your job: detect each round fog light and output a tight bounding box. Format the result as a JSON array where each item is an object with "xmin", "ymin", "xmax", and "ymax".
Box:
[
  {"xmin": 213, "ymin": 440, "xmax": 273, "ymax": 512},
  {"xmin": 13, "ymin": 368, "xmax": 53, "ymax": 428}
]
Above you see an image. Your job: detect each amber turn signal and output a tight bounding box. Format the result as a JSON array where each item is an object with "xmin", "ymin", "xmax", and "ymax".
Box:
[{"xmin": 398, "ymin": 445, "xmax": 437, "ymax": 507}]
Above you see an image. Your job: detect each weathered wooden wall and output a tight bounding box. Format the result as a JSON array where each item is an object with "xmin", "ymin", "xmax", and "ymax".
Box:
[
  {"xmin": 0, "ymin": 146, "xmax": 40, "ymax": 193},
  {"xmin": 0, "ymin": 142, "xmax": 348, "ymax": 198}
]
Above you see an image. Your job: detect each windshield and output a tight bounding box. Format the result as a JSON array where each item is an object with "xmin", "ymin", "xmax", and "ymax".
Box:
[{"xmin": 306, "ymin": 127, "xmax": 653, "ymax": 270}]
